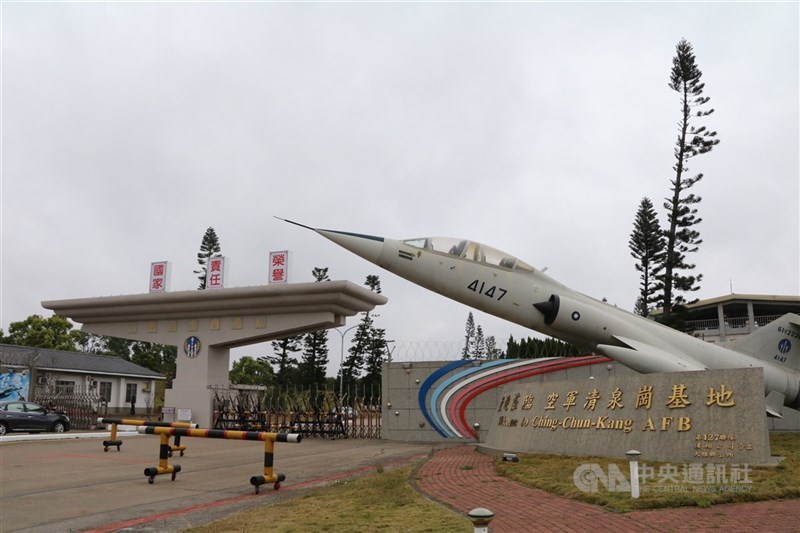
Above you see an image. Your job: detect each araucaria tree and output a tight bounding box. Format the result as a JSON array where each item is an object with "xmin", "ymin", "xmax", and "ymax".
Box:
[
  {"xmin": 659, "ymin": 39, "xmax": 720, "ymax": 321},
  {"xmin": 462, "ymin": 312, "xmax": 476, "ymax": 359},
  {"xmin": 629, "ymin": 197, "xmax": 665, "ymax": 317},
  {"xmin": 194, "ymin": 227, "xmax": 222, "ymax": 289},
  {"xmin": 299, "ymin": 268, "xmax": 330, "ymax": 388},
  {"xmin": 268, "ymin": 335, "xmax": 303, "ymax": 387},
  {"xmin": 343, "ymin": 275, "xmax": 388, "ymax": 393}
]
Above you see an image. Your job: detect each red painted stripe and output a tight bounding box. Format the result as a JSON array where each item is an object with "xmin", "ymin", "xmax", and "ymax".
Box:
[
  {"xmin": 456, "ymin": 356, "xmax": 612, "ymax": 439},
  {"xmin": 447, "ymin": 357, "xmax": 593, "ymax": 437}
]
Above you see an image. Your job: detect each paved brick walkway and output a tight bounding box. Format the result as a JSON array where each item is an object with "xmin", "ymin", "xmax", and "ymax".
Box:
[{"xmin": 414, "ymin": 445, "xmax": 800, "ymax": 532}]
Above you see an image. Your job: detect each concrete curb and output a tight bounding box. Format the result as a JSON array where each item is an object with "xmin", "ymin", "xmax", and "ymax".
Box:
[{"xmin": 0, "ymin": 429, "xmax": 139, "ymax": 443}]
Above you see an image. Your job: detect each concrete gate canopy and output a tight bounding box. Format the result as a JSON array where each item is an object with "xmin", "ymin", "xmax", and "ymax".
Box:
[{"xmin": 41, "ymin": 281, "xmax": 387, "ymax": 427}]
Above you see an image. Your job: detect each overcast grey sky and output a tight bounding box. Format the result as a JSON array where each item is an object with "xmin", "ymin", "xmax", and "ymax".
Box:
[{"xmin": 2, "ymin": 2, "xmax": 798, "ymax": 373}]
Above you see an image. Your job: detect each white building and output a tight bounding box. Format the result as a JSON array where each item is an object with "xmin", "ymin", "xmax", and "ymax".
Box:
[{"xmin": 0, "ymin": 344, "xmax": 165, "ymax": 412}]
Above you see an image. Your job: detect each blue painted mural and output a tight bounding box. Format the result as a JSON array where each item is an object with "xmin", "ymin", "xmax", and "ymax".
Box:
[{"xmin": 0, "ymin": 369, "xmax": 31, "ymax": 401}]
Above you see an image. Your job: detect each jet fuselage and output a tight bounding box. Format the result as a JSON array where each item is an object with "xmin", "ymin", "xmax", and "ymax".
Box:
[{"xmin": 285, "ymin": 221, "xmax": 800, "ymax": 411}]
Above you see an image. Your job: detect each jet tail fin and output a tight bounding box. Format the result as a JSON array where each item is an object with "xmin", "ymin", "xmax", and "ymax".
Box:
[{"xmin": 728, "ymin": 313, "xmax": 800, "ymax": 371}]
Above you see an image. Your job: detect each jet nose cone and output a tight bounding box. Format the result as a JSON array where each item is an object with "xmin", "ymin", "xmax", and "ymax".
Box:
[{"xmin": 316, "ymin": 228, "xmax": 385, "ymax": 264}]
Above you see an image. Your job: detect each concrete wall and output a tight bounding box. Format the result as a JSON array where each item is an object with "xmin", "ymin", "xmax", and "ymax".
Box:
[
  {"xmin": 380, "ymin": 358, "xmax": 636, "ymax": 443},
  {"xmin": 381, "ymin": 359, "xmax": 798, "ymax": 445}
]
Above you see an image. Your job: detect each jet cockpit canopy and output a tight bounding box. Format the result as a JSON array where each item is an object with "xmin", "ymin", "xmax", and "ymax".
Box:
[{"xmin": 402, "ymin": 237, "xmax": 535, "ymax": 272}]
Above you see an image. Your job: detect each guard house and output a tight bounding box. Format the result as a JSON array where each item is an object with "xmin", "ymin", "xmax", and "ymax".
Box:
[
  {"xmin": 654, "ymin": 294, "xmax": 800, "ymax": 343},
  {"xmin": 0, "ymin": 343, "xmax": 165, "ymax": 411},
  {"xmin": 43, "ymin": 281, "xmax": 387, "ymax": 427}
]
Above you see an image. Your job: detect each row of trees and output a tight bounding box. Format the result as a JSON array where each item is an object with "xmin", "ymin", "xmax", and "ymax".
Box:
[
  {"xmin": 0, "ymin": 314, "xmax": 178, "ymax": 386},
  {"xmin": 458, "ymin": 312, "xmax": 591, "ymax": 360},
  {"xmin": 629, "ymin": 39, "xmax": 719, "ymax": 324},
  {"xmin": 228, "ymin": 270, "xmax": 389, "ymax": 390},
  {"xmin": 461, "ymin": 312, "xmax": 503, "ymax": 359}
]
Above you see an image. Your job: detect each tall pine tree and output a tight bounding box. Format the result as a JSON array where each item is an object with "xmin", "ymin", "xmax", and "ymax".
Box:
[
  {"xmin": 629, "ymin": 197, "xmax": 665, "ymax": 317},
  {"xmin": 462, "ymin": 312, "xmax": 476, "ymax": 359},
  {"xmin": 356, "ymin": 275, "xmax": 388, "ymax": 392},
  {"xmin": 268, "ymin": 335, "xmax": 303, "ymax": 386},
  {"xmin": 194, "ymin": 227, "xmax": 222, "ymax": 289},
  {"xmin": 299, "ymin": 268, "xmax": 330, "ymax": 388},
  {"xmin": 659, "ymin": 39, "xmax": 719, "ymax": 321}
]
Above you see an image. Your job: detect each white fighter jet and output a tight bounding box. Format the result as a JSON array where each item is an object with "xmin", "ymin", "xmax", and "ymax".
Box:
[{"xmin": 282, "ymin": 219, "xmax": 800, "ymax": 417}]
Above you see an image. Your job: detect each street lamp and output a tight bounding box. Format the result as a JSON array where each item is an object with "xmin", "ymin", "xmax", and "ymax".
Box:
[{"xmin": 332, "ymin": 325, "xmax": 359, "ymax": 398}]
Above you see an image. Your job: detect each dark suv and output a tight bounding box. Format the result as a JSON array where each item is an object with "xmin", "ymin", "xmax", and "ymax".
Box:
[{"xmin": 0, "ymin": 401, "xmax": 71, "ymax": 435}]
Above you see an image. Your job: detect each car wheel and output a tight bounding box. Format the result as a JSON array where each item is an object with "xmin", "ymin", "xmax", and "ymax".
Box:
[
  {"xmin": 53, "ymin": 422, "xmax": 66, "ymax": 433},
  {"xmin": 0, "ymin": 422, "xmax": 7, "ymax": 436}
]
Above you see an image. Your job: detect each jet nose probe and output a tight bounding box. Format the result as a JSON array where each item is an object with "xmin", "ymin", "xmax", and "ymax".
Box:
[{"xmin": 277, "ymin": 218, "xmax": 385, "ymax": 264}]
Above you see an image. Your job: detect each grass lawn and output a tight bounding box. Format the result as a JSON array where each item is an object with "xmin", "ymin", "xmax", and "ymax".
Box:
[
  {"xmin": 495, "ymin": 432, "xmax": 800, "ymax": 512},
  {"xmin": 186, "ymin": 465, "xmax": 471, "ymax": 532},
  {"xmin": 188, "ymin": 432, "xmax": 799, "ymax": 531}
]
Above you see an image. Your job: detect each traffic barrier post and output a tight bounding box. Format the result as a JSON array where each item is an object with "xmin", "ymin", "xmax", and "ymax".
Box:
[
  {"xmin": 98, "ymin": 417, "xmax": 198, "ymax": 452},
  {"xmin": 137, "ymin": 426, "xmax": 301, "ymax": 492}
]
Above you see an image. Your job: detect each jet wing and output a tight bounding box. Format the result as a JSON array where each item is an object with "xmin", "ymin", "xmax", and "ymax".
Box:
[{"xmin": 597, "ymin": 336, "xmax": 707, "ymax": 374}]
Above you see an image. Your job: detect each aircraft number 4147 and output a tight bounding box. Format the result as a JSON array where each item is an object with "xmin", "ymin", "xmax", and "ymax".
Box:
[{"xmin": 467, "ymin": 280, "xmax": 507, "ymax": 301}]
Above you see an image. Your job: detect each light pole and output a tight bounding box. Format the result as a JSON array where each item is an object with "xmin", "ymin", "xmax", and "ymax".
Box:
[{"xmin": 333, "ymin": 325, "xmax": 359, "ymax": 398}]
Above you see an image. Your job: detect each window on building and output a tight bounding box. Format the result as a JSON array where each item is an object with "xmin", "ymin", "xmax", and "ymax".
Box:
[
  {"xmin": 125, "ymin": 383, "xmax": 137, "ymax": 403},
  {"xmin": 99, "ymin": 382, "xmax": 112, "ymax": 402},
  {"xmin": 55, "ymin": 381, "xmax": 75, "ymax": 394}
]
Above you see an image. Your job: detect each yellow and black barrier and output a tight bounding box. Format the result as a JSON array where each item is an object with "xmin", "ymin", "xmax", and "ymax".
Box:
[
  {"xmin": 98, "ymin": 417, "xmax": 199, "ymax": 453},
  {"xmin": 137, "ymin": 426, "xmax": 301, "ymax": 493}
]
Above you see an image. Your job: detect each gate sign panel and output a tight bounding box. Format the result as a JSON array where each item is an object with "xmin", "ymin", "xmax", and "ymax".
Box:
[
  {"xmin": 149, "ymin": 261, "xmax": 170, "ymax": 293},
  {"xmin": 205, "ymin": 256, "xmax": 226, "ymax": 289},
  {"xmin": 269, "ymin": 251, "xmax": 289, "ymax": 284}
]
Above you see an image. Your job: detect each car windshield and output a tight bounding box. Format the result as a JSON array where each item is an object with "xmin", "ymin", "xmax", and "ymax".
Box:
[{"xmin": 402, "ymin": 237, "xmax": 535, "ymax": 272}]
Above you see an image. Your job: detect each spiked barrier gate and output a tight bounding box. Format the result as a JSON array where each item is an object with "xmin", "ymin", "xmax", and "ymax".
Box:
[{"xmin": 210, "ymin": 384, "xmax": 382, "ymax": 439}]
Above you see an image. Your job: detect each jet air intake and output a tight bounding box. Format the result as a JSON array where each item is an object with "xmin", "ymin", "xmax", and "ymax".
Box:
[
  {"xmin": 533, "ymin": 295, "xmax": 559, "ymax": 325},
  {"xmin": 534, "ymin": 293, "xmax": 635, "ymax": 346}
]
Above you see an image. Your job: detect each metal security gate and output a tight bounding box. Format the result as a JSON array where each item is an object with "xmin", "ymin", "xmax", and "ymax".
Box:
[
  {"xmin": 210, "ymin": 384, "xmax": 381, "ymax": 439},
  {"xmin": 33, "ymin": 387, "xmax": 107, "ymax": 430}
]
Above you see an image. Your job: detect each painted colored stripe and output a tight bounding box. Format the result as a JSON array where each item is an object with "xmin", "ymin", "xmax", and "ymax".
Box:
[
  {"xmin": 417, "ymin": 360, "xmax": 472, "ymax": 437},
  {"xmin": 449, "ymin": 357, "xmax": 588, "ymax": 437},
  {"xmin": 456, "ymin": 356, "xmax": 612, "ymax": 439},
  {"xmin": 442, "ymin": 358, "xmax": 558, "ymax": 437},
  {"xmin": 431, "ymin": 359, "xmax": 511, "ymax": 437}
]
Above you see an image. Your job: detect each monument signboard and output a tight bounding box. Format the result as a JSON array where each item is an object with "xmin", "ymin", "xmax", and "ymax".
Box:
[{"xmin": 484, "ymin": 367, "xmax": 770, "ymax": 463}]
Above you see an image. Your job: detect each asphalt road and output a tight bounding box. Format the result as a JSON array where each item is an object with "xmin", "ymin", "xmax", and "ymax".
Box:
[{"xmin": 0, "ymin": 432, "xmax": 434, "ymax": 533}]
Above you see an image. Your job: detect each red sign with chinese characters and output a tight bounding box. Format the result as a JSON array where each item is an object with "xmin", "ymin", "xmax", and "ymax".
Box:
[
  {"xmin": 149, "ymin": 261, "xmax": 169, "ymax": 293},
  {"xmin": 205, "ymin": 256, "xmax": 226, "ymax": 289},
  {"xmin": 269, "ymin": 251, "xmax": 289, "ymax": 284}
]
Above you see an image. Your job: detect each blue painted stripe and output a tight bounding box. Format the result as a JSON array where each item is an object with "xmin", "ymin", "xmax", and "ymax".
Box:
[
  {"xmin": 418, "ymin": 360, "xmax": 472, "ymax": 438},
  {"xmin": 430, "ymin": 359, "xmax": 513, "ymax": 437}
]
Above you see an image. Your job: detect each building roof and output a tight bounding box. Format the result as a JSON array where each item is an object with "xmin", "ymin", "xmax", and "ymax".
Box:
[
  {"xmin": 652, "ymin": 293, "xmax": 800, "ymax": 319},
  {"xmin": 0, "ymin": 344, "xmax": 166, "ymax": 379},
  {"xmin": 686, "ymin": 293, "xmax": 800, "ymax": 309}
]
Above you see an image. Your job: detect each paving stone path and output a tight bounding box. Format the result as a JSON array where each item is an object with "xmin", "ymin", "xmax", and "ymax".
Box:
[{"xmin": 415, "ymin": 445, "xmax": 799, "ymax": 532}]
